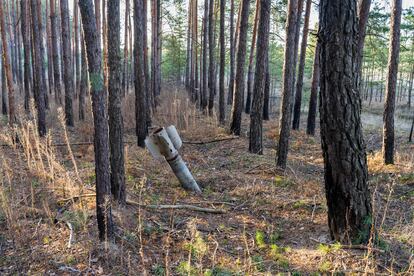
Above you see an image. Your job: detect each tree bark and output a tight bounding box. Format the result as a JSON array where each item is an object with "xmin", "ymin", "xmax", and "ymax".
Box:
[
  {"xmin": 74, "ymin": 0, "xmax": 81, "ymax": 98},
  {"xmin": 218, "ymin": 0, "xmax": 225, "ymax": 124},
  {"xmin": 249, "ymin": 0, "xmax": 270, "ymax": 154},
  {"xmin": 0, "ymin": 44, "xmax": 7, "ymax": 116},
  {"xmin": 79, "ymin": 0, "xmax": 114, "ymax": 241},
  {"xmin": 276, "ymin": 0, "xmax": 298, "ymax": 168},
  {"xmin": 142, "ymin": 0, "xmax": 155, "ymax": 127},
  {"xmin": 134, "ymin": 0, "xmax": 148, "ymax": 147},
  {"xmin": 36, "ymin": 0, "xmax": 49, "ymax": 109},
  {"xmin": 319, "ymin": 0, "xmax": 371, "ymax": 243},
  {"xmin": 50, "ymin": 0, "xmax": 62, "ymax": 105},
  {"xmin": 30, "ymin": 0, "xmax": 47, "ymax": 135},
  {"xmin": 201, "ymin": 0, "xmax": 209, "ymax": 111},
  {"xmin": 5, "ymin": 0, "xmax": 17, "ymax": 84},
  {"xmin": 227, "ymin": 0, "xmax": 235, "ymax": 105},
  {"xmin": 185, "ymin": 0, "xmax": 192, "ymax": 90},
  {"xmin": 262, "ymin": 53, "xmax": 270, "ymax": 121},
  {"xmin": 61, "ymin": 0, "xmax": 74, "ymax": 126},
  {"xmin": 245, "ymin": 0, "xmax": 260, "ymax": 114},
  {"xmin": 156, "ymin": 0, "xmax": 162, "ymax": 99},
  {"xmin": 95, "ymin": 0, "xmax": 101, "ymax": 43},
  {"xmin": 290, "ymin": 0, "xmax": 304, "ymax": 111},
  {"xmin": 408, "ymin": 63, "xmax": 413, "ymax": 108},
  {"xmin": 21, "ymin": 0, "xmax": 31, "ymax": 111},
  {"xmin": 356, "ymin": 0, "xmax": 372, "ymax": 89},
  {"xmin": 46, "ymin": 0, "xmax": 55, "ymax": 100},
  {"xmin": 192, "ymin": 0, "xmax": 198, "ymax": 103},
  {"xmin": 151, "ymin": 0, "xmax": 161, "ymax": 107},
  {"xmin": 122, "ymin": 0, "xmax": 130, "ymax": 96},
  {"xmin": 208, "ymin": 0, "xmax": 216, "ymax": 116},
  {"xmin": 79, "ymin": 30, "xmax": 87, "ymax": 121},
  {"xmin": 108, "ymin": 0, "xmax": 126, "ymax": 204},
  {"xmin": 229, "ymin": 0, "xmax": 250, "ymax": 135},
  {"xmin": 292, "ymin": 0, "xmax": 311, "ymax": 130},
  {"xmin": 102, "ymin": 0, "xmax": 108, "ymax": 88},
  {"xmin": 306, "ymin": 40, "xmax": 320, "ymax": 136},
  {"xmin": 16, "ymin": 0, "xmax": 23, "ymax": 89},
  {"xmin": 383, "ymin": 0, "xmax": 402, "ymax": 165}
]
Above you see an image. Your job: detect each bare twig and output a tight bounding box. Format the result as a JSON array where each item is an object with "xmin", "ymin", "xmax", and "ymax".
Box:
[
  {"xmin": 58, "ymin": 193, "xmax": 96, "ymax": 204},
  {"xmin": 126, "ymin": 200, "xmax": 227, "ymax": 214},
  {"xmin": 183, "ymin": 136, "xmax": 239, "ymax": 145}
]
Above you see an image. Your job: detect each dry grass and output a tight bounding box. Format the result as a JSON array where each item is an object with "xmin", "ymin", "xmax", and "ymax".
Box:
[{"xmin": 0, "ymin": 88, "xmax": 413, "ymax": 275}]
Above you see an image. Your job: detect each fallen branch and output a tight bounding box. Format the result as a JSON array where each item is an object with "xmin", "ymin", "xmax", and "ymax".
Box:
[
  {"xmin": 1, "ymin": 136, "xmax": 240, "ymax": 148},
  {"xmin": 182, "ymin": 136, "xmax": 239, "ymax": 145},
  {"xmin": 126, "ymin": 200, "xmax": 226, "ymax": 214},
  {"xmin": 58, "ymin": 265, "xmax": 80, "ymax": 273},
  {"xmin": 66, "ymin": 222, "xmax": 74, "ymax": 248},
  {"xmin": 58, "ymin": 193, "xmax": 96, "ymax": 204},
  {"xmin": 310, "ymin": 238, "xmax": 385, "ymax": 253}
]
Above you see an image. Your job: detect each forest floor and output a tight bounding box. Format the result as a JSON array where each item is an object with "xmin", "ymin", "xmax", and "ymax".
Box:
[{"xmin": 0, "ymin": 89, "xmax": 414, "ymax": 275}]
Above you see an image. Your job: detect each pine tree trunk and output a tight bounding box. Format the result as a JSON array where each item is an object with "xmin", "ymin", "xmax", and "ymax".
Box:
[
  {"xmin": 290, "ymin": 0, "xmax": 304, "ymax": 110},
  {"xmin": 229, "ymin": 0, "xmax": 250, "ymax": 135},
  {"xmin": 143, "ymin": 0, "xmax": 152, "ymax": 125},
  {"xmin": 30, "ymin": 0, "xmax": 47, "ymax": 135},
  {"xmin": 61, "ymin": 0, "xmax": 74, "ymax": 126},
  {"xmin": 356, "ymin": 0, "xmax": 372, "ymax": 89},
  {"xmin": 128, "ymin": 12, "xmax": 133, "ymax": 91},
  {"xmin": 262, "ymin": 54, "xmax": 270, "ymax": 121},
  {"xmin": 408, "ymin": 63, "xmax": 413, "ymax": 108},
  {"xmin": 201, "ymin": 0, "xmax": 209, "ymax": 111},
  {"xmin": 79, "ymin": 30, "xmax": 87, "ymax": 121},
  {"xmin": 21, "ymin": 0, "xmax": 31, "ymax": 111},
  {"xmin": 189, "ymin": 0, "xmax": 195, "ymax": 99},
  {"xmin": 319, "ymin": 0, "xmax": 371, "ymax": 243},
  {"xmin": 16, "ymin": 0, "xmax": 23, "ymax": 89},
  {"xmin": 6, "ymin": 0, "xmax": 17, "ymax": 84},
  {"xmin": 37, "ymin": 0, "xmax": 49, "ymax": 109},
  {"xmin": 276, "ymin": 0, "xmax": 298, "ymax": 168},
  {"xmin": 208, "ymin": 0, "xmax": 216, "ymax": 116},
  {"xmin": 108, "ymin": 0, "xmax": 126, "ymax": 204},
  {"xmin": 218, "ymin": 0, "xmax": 225, "ymax": 124},
  {"xmin": 292, "ymin": 0, "xmax": 311, "ymax": 130},
  {"xmin": 245, "ymin": 0, "xmax": 260, "ymax": 114},
  {"xmin": 383, "ymin": 0, "xmax": 402, "ymax": 165},
  {"xmin": 0, "ymin": 44, "xmax": 7, "ymax": 116},
  {"xmin": 185, "ymin": 0, "xmax": 192, "ymax": 89},
  {"xmin": 306, "ymin": 40, "xmax": 320, "ymax": 136},
  {"xmin": 50, "ymin": 0, "xmax": 62, "ymax": 105},
  {"xmin": 192, "ymin": 0, "xmax": 199, "ymax": 103},
  {"xmin": 134, "ymin": 0, "xmax": 148, "ymax": 147},
  {"xmin": 79, "ymin": 0, "xmax": 114, "ymax": 241},
  {"xmin": 151, "ymin": 0, "xmax": 160, "ymax": 107},
  {"xmin": 199, "ymin": 17, "xmax": 204, "ymax": 105},
  {"xmin": 46, "ymin": 0, "xmax": 54, "ymax": 99},
  {"xmin": 156, "ymin": 0, "xmax": 162, "ymax": 98},
  {"xmin": 13, "ymin": 0, "xmax": 19, "ymax": 84},
  {"xmin": 249, "ymin": 0, "xmax": 270, "ymax": 154},
  {"xmin": 74, "ymin": 1, "xmax": 80, "ymax": 98},
  {"xmin": 227, "ymin": 0, "xmax": 235, "ymax": 105},
  {"xmin": 122, "ymin": 0, "xmax": 130, "ymax": 96},
  {"xmin": 95, "ymin": 0, "xmax": 101, "ymax": 43},
  {"xmin": 102, "ymin": 0, "xmax": 108, "ymax": 88}
]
